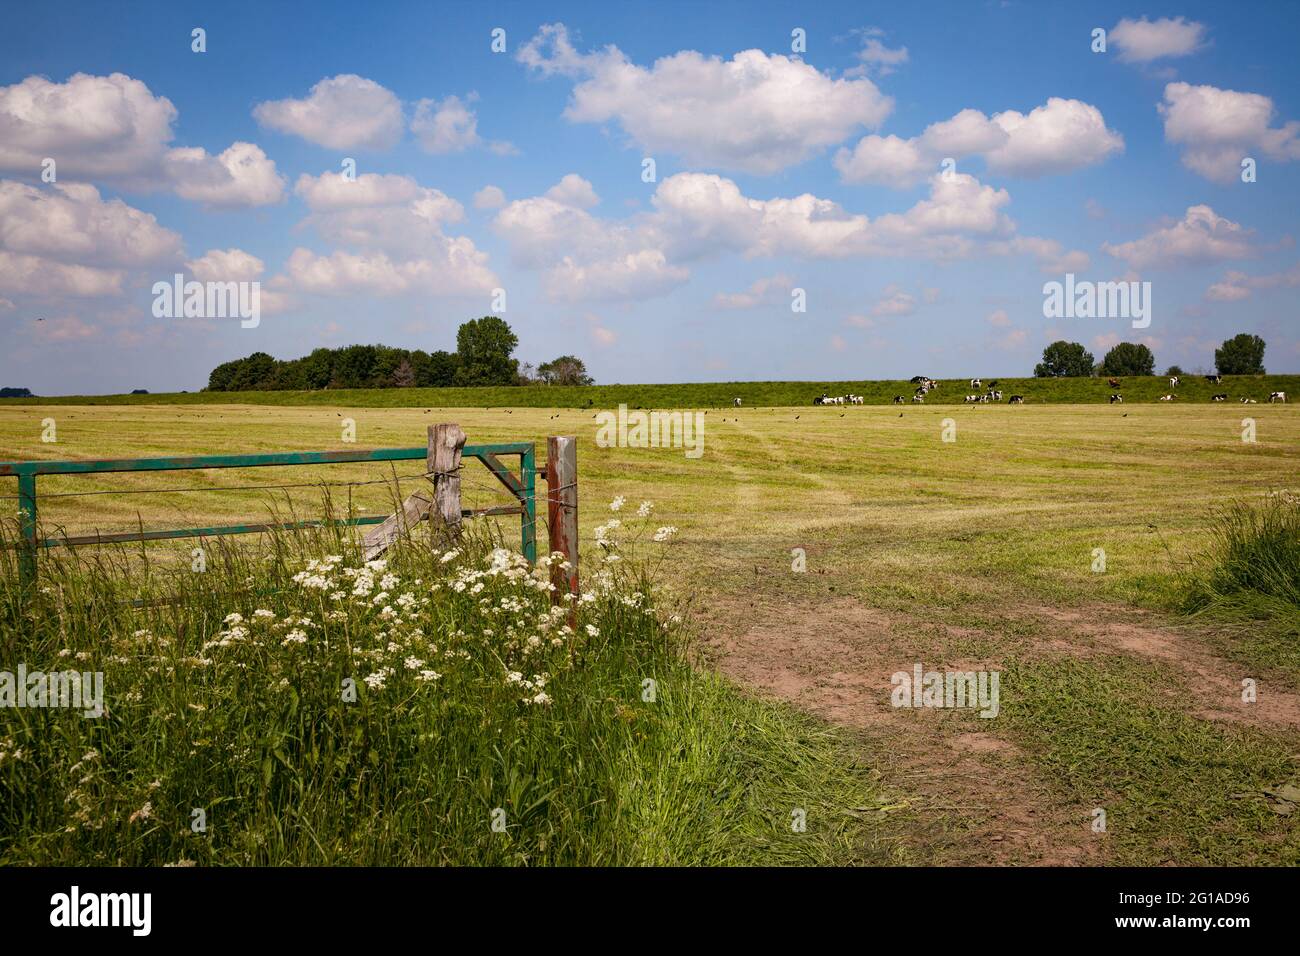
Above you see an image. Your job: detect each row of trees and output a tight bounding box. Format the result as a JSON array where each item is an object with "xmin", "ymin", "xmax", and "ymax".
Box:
[
  {"xmin": 1034, "ymin": 334, "xmax": 1268, "ymax": 378},
  {"xmin": 206, "ymin": 317, "xmax": 593, "ymax": 392}
]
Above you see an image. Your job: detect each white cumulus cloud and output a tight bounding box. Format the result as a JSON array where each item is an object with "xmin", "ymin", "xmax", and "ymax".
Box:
[
  {"xmin": 0, "ymin": 73, "xmax": 285, "ymax": 206},
  {"xmin": 1160, "ymin": 82, "xmax": 1300, "ymax": 183},
  {"xmin": 163, "ymin": 142, "xmax": 285, "ymax": 207},
  {"xmin": 517, "ymin": 23, "xmax": 892, "ymax": 174},
  {"xmin": 254, "ymin": 74, "xmax": 404, "ymax": 150},
  {"xmin": 1103, "ymin": 205, "xmax": 1256, "ymax": 270},
  {"xmin": 1109, "ymin": 16, "xmax": 1207, "ymax": 63},
  {"xmin": 835, "ymin": 98, "xmax": 1123, "ymax": 187}
]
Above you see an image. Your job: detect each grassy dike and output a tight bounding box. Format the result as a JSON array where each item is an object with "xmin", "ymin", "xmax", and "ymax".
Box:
[{"xmin": 3, "ymin": 374, "xmax": 1297, "ymax": 409}]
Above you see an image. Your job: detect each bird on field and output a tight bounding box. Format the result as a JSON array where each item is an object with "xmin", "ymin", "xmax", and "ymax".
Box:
[
  {"xmin": 794, "ymin": 416, "xmax": 799, "ymax": 420},
  {"xmin": 898, "ymin": 413, "xmax": 903, "ymax": 417}
]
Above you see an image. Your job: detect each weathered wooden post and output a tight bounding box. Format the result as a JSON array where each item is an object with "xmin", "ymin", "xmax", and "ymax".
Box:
[
  {"xmin": 362, "ymin": 423, "xmax": 464, "ymax": 559},
  {"xmin": 428, "ymin": 423, "xmax": 466, "ymax": 541},
  {"xmin": 546, "ymin": 436, "xmax": 578, "ymax": 621}
]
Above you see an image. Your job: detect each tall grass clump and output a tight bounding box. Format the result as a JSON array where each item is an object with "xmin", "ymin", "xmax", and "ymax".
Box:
[
  {"xmin": 1185, "ymin": 491, "xmax": 1300, "ymax": 617},
  {"xmin": 0, "ymin": 498, "xmax": 892, "ymax": 866}
]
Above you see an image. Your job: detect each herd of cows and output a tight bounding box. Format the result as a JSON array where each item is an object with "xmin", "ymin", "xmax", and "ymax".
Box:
[
  {"xmin": 768, "ymin": 373, "xmax": 1288, "ymax": 407},
  {"xmin": 1104, "ymin": 374, "xmax": 1286, "ymax": 405}
]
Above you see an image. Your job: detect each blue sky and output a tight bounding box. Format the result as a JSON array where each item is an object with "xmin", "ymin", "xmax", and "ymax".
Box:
[{"xmin": 2, "ymin": 0, "xmax": 1297, "ymax": 393}]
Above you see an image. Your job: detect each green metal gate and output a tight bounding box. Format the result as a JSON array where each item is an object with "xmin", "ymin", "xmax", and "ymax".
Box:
[{"xmin": 0, "ymin": 443, "xmax": 537, "ymax": 589}]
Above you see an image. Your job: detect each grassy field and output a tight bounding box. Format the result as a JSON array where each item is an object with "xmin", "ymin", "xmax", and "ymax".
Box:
[
  {"xmin": 2, "ymin": 400, "xmax": 1298, "ymax": 865},
  {"xmin": 2, "ymin": 373, "xmax": 1297, "ymax": 409}
]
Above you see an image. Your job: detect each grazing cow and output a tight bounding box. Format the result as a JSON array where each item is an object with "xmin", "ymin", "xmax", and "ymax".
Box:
[
  {"xmin": 1169, "ymin": 376, "xmax": 1180, "ymax": 388},
  {"xmin": 1212, "ymin": 394, "xmax": 1227, "ymax": 402},
  {"xmin": 849, "ymin": 394, "xmax": 864, "ymax": 405},
  {"xmin": 1240, "ymin": 397, "xmax": 1257, "ymax": 404},
  {"xmin": 813, "ymin": 394, "xmax": 828, "ymax": 405},
  {"xmin": 1107, "ymin": 377, "xmax": 1121, "ymax": 389},
  {"xmin": 1270, "ymin": 391, "xmax": 1287, "ymax": 403},
  {"xmin": 1159, "ymin": 394, "xmax": 1174, "ymax": 401},
  {"xmin": 990, "ymin": 389, "xmax": 1003, "ymax": 401},
  {"xmin": 892, "ymin": 395, "xmax": 905, "ymax": 405},
  {"xmin": 912, "ymin": 394, "xmax": 925, "ymax": 403},
  {"xmin": 1206, "ymin": 374, "xmax": 1223, "ymax": 385},
  {"xmin": 964, "ymin": 394, "xmax": 980, "ymax": 403},
  {"xmin": 909, "ymin": 375, "xmax": 926, "ymax": 384},
  {"xmin": 988, "ymin": 380, "xmax": 999, "ymax": 388},
  {"xmin": 970, "ymin": 378, "xmax": 982, "ymax": 389},
  {"xmin": 733, "ymin": 397, "xmax": 742, "ymax": 407},
  {"xmin": 1008, "ymin": 395, "xmax": 1025, "ymax": 404},
  {"xmin": 1109, "ymin": 394, "xmax": 1124, "ymax": 404}
]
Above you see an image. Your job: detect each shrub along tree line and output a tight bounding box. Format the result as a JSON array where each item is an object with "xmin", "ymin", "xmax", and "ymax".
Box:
[
  {"xmin": 1033, "ymin": 333, "xmax": 1266, "ymax": 378},
  {"xmin": 206, "ymin": 317, "xmax": 593, "ymax": 391}
]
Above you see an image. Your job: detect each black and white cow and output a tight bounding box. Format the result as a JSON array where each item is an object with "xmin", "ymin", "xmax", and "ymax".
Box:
[
  {"xmin": 1169, "ymin": 376, "xmax": 1180, "ymax": 388},
  {"xmin": 1212, "ymin": 394, "xmax": 1227, "ymax": 402},
  {"xmin": 892, "ymin": 395, "xmax": 905, "ymax": 404},
  {"xmin": 1270, "ymin": 391, "xmax": 1287, "ymax": 403},
  {"xmin": 1241, "ymin": 397, "xmax": 1258, "ymax": 404},
  {"xmin": 970, "ymin": 378, "xmax": 982, "ymax": 390},
  {"xmin": 1109, "ymin": 394, "xmax": 1124, "ymax": 404},
  {"xmin": 733, "ymin": 397, "xmax": 742, "ymax": 407},
  {"xmin": 1008, "ymin": 395, "xmax": 1025, "ymax": 404},
  {"xmin": 1159, "ymin": 394, "xmax": 1174, "ymax": 401},
  {"xmin": 1206, "ymin": 374, "xmax": 1223, "ymax": 385}
]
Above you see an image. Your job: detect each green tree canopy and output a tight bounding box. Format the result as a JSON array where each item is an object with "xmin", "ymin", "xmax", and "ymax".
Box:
[
  {"xmin": 537, "ymin": 355, "xmax": 594, "ymax": 386},
  {"xmin": 1215, "ymin": 333, "xmax": 1266, "ymax": 375},
  {"xmin": 454, "ymin": 316, "xmax": 519, "ymax": 386},
  {"xmin": 1034, "ymin": 340, "xmax": 1095, "ymax": 377},
  {"xmin": 1101, "ymin": 342, "xmax": 1155, "ymax": 377}
]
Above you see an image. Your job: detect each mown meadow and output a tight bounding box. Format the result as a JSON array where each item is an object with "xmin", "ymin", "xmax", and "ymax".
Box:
[{"xmin": 0, "ymin": 400, "xmax": 1297, "ymax": 865}]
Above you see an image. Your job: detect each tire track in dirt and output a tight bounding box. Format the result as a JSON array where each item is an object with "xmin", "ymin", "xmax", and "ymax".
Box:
[
  {"xmin": 698, "ymin": 594, "xmax": 1104, "ymax": 866},
  {"xmin": 1025, "ymin": 604, "xmax": 1300, "ymax": 729}
]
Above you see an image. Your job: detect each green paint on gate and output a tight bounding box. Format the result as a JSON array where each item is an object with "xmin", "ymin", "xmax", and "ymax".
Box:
[{"xmin": 1, "ymin": 443, "xmax": 537, "ymax": 589}]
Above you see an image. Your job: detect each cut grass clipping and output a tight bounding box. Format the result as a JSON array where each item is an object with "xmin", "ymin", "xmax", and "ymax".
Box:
[
  {"xmin": 0, "ymin": 512, "xmax": 896, "ymax": 866},
  {"xmin": 999, "ymin": 655, "xmax": 1300, "ymax": 866}
]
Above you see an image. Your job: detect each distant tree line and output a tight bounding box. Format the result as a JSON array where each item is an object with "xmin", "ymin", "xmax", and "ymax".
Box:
[
  {"xmin": 1034, "ymin": 333, "xmax": 1267, "ymax": 378},
  {"xmin": 206, "ymin": 317, "xmax": 593, "ymax": 392},
  {"xmin": 0, "ymin": 387, "xmax": 34, "ymax": 398}
]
